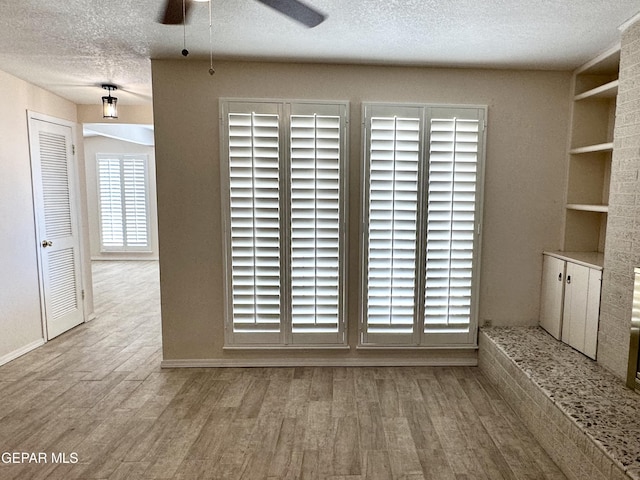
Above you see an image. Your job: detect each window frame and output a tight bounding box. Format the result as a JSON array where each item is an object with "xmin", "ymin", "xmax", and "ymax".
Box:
[
  {"xmin": 219, "ymin": 99, "xmax": 350, "ymax": 348},
  {"xmin": 360, "ymin": 103, "xmax": 487, "ymax": 348},
  {"xmin": 96, "ymin": 153, "xmax": 151, "ymax": 253}
]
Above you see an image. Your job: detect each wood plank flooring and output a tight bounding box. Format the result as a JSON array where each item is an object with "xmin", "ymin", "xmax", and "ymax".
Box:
[{"xmin": 0, "ymin": 261, "xmax": 567, "ymax": 480}]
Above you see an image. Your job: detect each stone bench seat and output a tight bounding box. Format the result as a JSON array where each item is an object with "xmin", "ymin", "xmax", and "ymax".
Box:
[{"xmin": 479, "ymin": 326, "xmax": 640, "ymax": 480}]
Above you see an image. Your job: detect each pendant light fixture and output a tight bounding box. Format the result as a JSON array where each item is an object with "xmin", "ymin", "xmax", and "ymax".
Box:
[{"xmin": 101, "ymin": 84, "xmax": 118, "ymax": 119}]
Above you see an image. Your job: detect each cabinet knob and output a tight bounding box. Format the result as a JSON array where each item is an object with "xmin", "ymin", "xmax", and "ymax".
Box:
[
  {"xmin": 567, "ymin": 275, "xmax": 571, "ymax": 284},
  {"xmin": 558, "ymin": 273, "xmax": 563, "ymax": 282}
]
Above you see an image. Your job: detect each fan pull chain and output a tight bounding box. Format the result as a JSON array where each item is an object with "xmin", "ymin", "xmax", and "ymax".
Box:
[
  {"xmin": 181, "ymin": 0, "xmax": 189, "ymax": 56},
  {"xmin": 208, "ymin": 0, "xmax": 215, "ymax": 75}
]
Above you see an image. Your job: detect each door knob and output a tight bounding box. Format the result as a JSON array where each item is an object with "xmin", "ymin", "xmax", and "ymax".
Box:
[{"xmin": 41, "ymin": 240, "xmax": 53, "ymax": 248}]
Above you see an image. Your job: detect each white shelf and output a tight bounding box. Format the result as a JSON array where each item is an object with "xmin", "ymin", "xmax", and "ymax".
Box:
[
  {"xmin": 569, "ymin": 142, "xmax": 614, "ymax": 155},
  {"xmin": 574, "ymin": 80, "xmax": 619, "ymax": 101},
  {"xmin": 575, "ymin": 43, "xmax": 620, "ymax": 75},
  {"xmin": 566, "ymin": 203, "xmax": 608, "ymax": 213}
]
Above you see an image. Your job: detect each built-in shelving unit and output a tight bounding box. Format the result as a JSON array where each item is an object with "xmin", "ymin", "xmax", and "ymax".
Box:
[
  {"xmin": 539, "ymin": 46, "xmax": 619, "ymax": 357},
  {"xmin": 562, "ymin": 44, "xmax": 620, "ymax": 265}
]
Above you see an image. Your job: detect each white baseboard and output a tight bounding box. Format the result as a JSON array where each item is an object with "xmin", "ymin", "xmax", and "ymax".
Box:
[
  {"xmin": 161, "ymin": 353, "xmax": 478, "ymax": 368},
  {"xmin": 91, "ymin": 255, "xmax": 159, "ymax": 261},
  {"xmin": 0, "ymin": 339, "xmax": 46, "ymax": 367}
]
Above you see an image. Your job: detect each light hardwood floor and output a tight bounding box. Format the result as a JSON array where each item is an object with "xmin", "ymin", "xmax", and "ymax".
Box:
[{"xmin": 0, "ymin": 261, "xmax": 566, "ymax": 480}]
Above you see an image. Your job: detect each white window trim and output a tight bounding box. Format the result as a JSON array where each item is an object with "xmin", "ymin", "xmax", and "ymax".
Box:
[
  {"xmin": 360, "ymin": 103, "xmax": 487, "ymax": 348},
  {"xmin": 96, "ymin": 153, "xmax": 151, "ymax": 253},
  {"xmin": 219, "ymin": 98, "xmax": 350, "ymax": 348}
]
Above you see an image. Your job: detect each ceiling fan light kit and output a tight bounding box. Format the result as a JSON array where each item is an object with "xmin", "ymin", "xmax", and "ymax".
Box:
[
  {"xmin": 159, "ymin": 0, "xmax": 325, "ymax": 75},
  {"xmin": 101, "ymin": 84, "xmax": 118, "ymax": 119}
]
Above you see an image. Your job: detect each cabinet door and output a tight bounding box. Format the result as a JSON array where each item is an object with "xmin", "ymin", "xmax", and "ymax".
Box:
[
  {"xmin": 583, "ymin": 268, "xmax": 602, "ymax": 359},
  {"xmin": 562, "ymin": 262, "xmax": 589, "ymax": 351},
  {"xmin": 562, "ymin": 262, "xmax": 601, "ymax": 359},
  {"xmin": 540, "ymin": 255, "xmax": 565, "ymax": 339}
]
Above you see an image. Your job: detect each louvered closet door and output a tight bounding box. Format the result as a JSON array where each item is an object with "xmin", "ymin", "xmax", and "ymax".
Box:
[
  {"xmin": 227, "ymin": 109, "xmax": 282, "ymax": 343},
  {"xmin": 364, "ymin": 108, "xmax": 422, "ymax": 344},
  {"xmin": 29, "ymin": 118, "xmax": 84, "ymax": 340},
  {"xmin": 423, "ymin": 108, "xmax": 483, "ymax": 345},
  {"xmin": 290, "ymin": 111, "xmax": 343, "ymax": 344}
]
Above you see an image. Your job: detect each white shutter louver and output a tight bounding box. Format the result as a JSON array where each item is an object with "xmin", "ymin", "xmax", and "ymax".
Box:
[
  {"xmin": 366, "ymin": 115, "xmax": 421, "ymax": 338},
  {"xmin": 424, "ymin": 117, "xmax": 480, "ymax": 335},
  {"xmin": 228, "ymin": 112, "xmax": 282, "ymax": 335},
  {"xmin": 290, "ymin": 114, "xmax": 341, "ymax": 337}
]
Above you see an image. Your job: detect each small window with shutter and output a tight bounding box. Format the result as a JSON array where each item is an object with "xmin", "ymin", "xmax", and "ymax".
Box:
[
  {"xmin": 97, "ymin": 154, "xmax": 150, "ymax": 252},
  {"xmin": 220, "ymin": 100, "xmax": 348, "ymax": 347},
  {"xmin": 361, "ymin": 104, "xmax": 486, "ymax": 347}
]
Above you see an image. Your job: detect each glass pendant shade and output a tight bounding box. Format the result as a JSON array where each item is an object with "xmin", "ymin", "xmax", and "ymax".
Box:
[{"xmin": 101, "ymin": 84, "xmax": 118, "ymax": 119}]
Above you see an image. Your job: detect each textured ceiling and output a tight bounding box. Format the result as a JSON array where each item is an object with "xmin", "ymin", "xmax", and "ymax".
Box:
[{"xmin": 0, "ymin": 0, "xmax": 638, "ymax": 106}]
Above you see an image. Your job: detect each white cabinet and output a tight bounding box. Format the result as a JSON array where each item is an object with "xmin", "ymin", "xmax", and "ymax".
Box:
[{"xmin": 540, "ymin": 253, "xmax": 602, "ymax": 359}]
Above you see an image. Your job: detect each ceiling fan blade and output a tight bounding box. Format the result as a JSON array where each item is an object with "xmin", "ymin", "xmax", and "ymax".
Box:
[
  {"xmin": 255, "ymin": 0, "xmax": 326, "ymax": 28},
  {"xmin": 160, "ymin": 0, "xmax": 193, "ymax": 25}
]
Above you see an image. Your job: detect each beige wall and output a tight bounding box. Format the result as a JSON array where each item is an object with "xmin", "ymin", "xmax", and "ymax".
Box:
[
  {"xmin": 599, "ymin": 20, "xmax": 640, "ymax": 379},
  {"xmin": 0, "ymin": 69, "xmax": 92, "ymax": 363},
  {"xmin": 78, "ymin": 104, "xmax": 154, "ymax": 125},
  {"xmin": 83, "ymin": 135, "xmax": 159, "ymax": 260},
  {"xmin": 152, "ymin": 59, "xmax": 571, "ymax": 362}
]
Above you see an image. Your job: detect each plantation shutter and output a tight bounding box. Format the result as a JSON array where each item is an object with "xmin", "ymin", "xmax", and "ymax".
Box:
[
  {"xmin": 123, "ymin": 156, "xmax": 149, "ymax": 247},
  {"xmin": 227, "ymin": 107, "xmax": 282, "ymax": 343},
  {"xmin": 361, "ymin": 104, "xmax": 485, "ymax": 347},
  {"xmin": 97, "ymin": 154, "xmax": 150, "ymax": 251},
  {"xmin": 222, "ymin": 100, "xmax": 347, "ymax": 346},
  {"xmin": 98, "ymin": 157, "xmax": 124, "ymax": 248},
  {"xmin": 424, "ymin": 108, "xmax": 483, "ymax": 344},
  {"xmin": 290, "ymin": 106, "xmax": 344, "ymax": 344},
  {"xmin": 363, "ymin": 106, "xmax": 422, "ymax": 344}
]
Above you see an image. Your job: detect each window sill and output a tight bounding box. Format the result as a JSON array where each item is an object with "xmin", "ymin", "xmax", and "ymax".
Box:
[
  {"xmin": 356, "ymin": 344, "xmax": 479, "ymax": 350},
  {"xmin": 223, "ymin": 344, "xmax": 350, "ymax": 350}
]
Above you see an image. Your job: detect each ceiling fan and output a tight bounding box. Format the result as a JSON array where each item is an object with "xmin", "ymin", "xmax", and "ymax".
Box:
[{"xmin": 160, "ymin": 0, "xmax": 326, "ymax": 28}]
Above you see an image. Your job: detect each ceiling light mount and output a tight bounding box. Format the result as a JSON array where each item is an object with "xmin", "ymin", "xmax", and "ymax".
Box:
[{"xmin": 101, "ymin": 84, "xmax": 118, "ymax": 119}]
